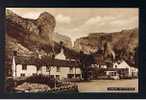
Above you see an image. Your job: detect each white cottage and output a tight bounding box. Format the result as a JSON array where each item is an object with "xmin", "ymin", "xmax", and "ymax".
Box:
[
  {"xmin": 12, "ymin": 48, "xmax": 82, "ymax": 80},
  {"xmin": 55, "ymin": 48, "xmax": 66, "ymax": 60},
  {"xmin": 113, "ymin": 60, "xmax": 138, "ymax": 78},
  {"xmin": 102, "ymin": 60, "xmax": 138, "ymax": 79}
]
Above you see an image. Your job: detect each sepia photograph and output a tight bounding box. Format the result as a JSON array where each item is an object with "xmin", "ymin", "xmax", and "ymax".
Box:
[{"xmin": 5, "ymin": 8, "xmax": 138, "ymax": 93}]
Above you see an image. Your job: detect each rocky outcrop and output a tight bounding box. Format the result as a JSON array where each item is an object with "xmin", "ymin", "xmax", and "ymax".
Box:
[
  {"xmin": 6, "ymin": 9, "xmax": 56, "ymax": 47},
  {"xmin": 5, "ymin": 34, "xmax": 34, "ymax": 57},
  {"xmin": 6, "ymin": 9, "xmax": 138, "ymax": 67},
  {"xmin": 5, "ymin": 10, "xmax": 80, "ymax": 78},
  {"xmin": 74, "ymin": 36, "xmax": 100, "ymax": 54},
  {"xmin": 36, "ymin": 12, "xmax": 56, "ymax": 43},
  {"xmin": 53, "ymin": 32, "xmax": 72, "ymax": 48},
  {"xmin": 74, "ymin": 28, "xmax": 138, "ymax": 66},
  {"xmin": 74, "ymin": 28, "xmax": 138, "ymax": 54},
  {"xmin": 111, "ymin": 28, "xmax": 138, "ymax": 53},
  {"xmin": 6, "ymin": 9, "xmax": 73, "ymax": 58}
]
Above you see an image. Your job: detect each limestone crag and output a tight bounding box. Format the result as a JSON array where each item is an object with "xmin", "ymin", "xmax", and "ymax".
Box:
[{"xmin": 6, "ymin": 9, "xmax": 72, "ymax": 58}]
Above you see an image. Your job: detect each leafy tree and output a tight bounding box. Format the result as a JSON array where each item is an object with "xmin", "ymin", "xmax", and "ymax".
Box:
[{"xmin": 79, "ymin": 51, "xmax": 96, "ymax": 80}]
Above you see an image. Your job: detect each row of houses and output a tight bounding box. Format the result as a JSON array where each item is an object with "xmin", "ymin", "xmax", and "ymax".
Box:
[
  {"xmin": 11, "ymin": 48, "xmax": 82, "ymax": 80},
  {"xmin": 11, "ymin": 46, "xmax": 138, "ymax": 80}
]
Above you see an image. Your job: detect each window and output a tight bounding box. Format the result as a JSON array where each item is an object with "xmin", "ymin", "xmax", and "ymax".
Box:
[
  {"xmin": 75, "ymin": 74, "xmax": 81, "ymax": 78},
  {"xmin": 108, "ymin": 72, "xmax": 114, "ymax": 76},
  {"xmin": 115, "ymin": 65, "xmax": 117, "ymax": 68},
  {"xmin": 70, "ymin": 67, "xmax": 73, "ymax": 73},
  {"xmin": 46, "ymin": 67, "xmax": 51, "ymax": 72},
  {"xmin": 20, "ymin": 73, "xmax": 25, "ymax": 77},
  {"xmin": 113, "ymin": 72, "xmax": 117, "ymax": 76},
  {"xmin": 22, "ymin": 64, "xmax": 27, "ymax": 70},
  {"xmin": 67, "ymin": 74, "xmax": 74, "ymax": 79},
  {"xmin": 50, "ymin": 75, "xmax": 54, "ymax": 78},
  {"xmin": 56, "ymin": 67, "xmax": 60, "ymax": 72},
  {"xmin": 56, "ymin": 75, "xmax": 60, "ymax": 80},
  {"xmin": 32, "ymin": 73, "xmax": 37, "ymax": 76},
  {"xmin": 36, "ymin": 66, "xmax": 40, "ymax": 71}
]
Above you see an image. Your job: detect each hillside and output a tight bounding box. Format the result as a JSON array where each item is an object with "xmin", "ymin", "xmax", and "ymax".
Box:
[
  {"xmin": 53, "ymin": 32, "xmax": 72, "ymax": 48},
  {"xmin": 5, "ymin": 9, "xmax": 138, "ymax": 68},
  {"xmin": 74, "ymin": 28, "xmax": 138, "ymax": 67},
  {"xmin": 6, "ymin": 9, "xmax": 73, "ymax": 58}
]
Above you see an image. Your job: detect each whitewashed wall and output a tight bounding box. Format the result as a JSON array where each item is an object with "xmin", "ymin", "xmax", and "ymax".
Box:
[
  {"xmin": 16, "ymin": 64, "xmax": 37, "ymax": 77},
  {"xmin": 15, "ymin": 64, "xmax": 82, "ymax": 79}
]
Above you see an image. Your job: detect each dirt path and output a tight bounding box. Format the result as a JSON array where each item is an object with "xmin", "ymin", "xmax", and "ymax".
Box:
[{"xmin": 76, "ymin": 79, "xmax": 138, "ymax": 93}]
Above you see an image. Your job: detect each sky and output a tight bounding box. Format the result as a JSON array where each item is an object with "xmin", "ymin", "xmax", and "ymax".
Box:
[{"xmin": 6, "ymin": 8, "xmax": 139, "ymax": 43}]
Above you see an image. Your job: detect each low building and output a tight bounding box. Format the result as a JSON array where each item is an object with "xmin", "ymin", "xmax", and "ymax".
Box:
[
  {"xmin": 105, "ymin": 70, "xmax": 120, "ymax": 80},
  {"xmin": 95, "ymin": 60, "xmax": 138, "ymax": 79},
  {"xmin": 130, "ymin": 67, "xmax": 138, "ymax": 78},
  {"xmin": 112, "ymin": 60, "xmax": 138, "ymax": 78},
  {"xmin": 11, "ymin": 47, "xmax": 82, "ymax": 80},
  {"xmin": 90, "ymin": 64, "xmax": 107, "ymax": 69},
  {"xmin": 15, "ymin": 61, "xmax": 82, "ymax": 80}
]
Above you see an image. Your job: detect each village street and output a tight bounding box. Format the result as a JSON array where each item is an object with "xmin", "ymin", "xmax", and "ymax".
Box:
[{"xmin": 76, "ymin": 79, "xmax": 138, "ymax": 93}]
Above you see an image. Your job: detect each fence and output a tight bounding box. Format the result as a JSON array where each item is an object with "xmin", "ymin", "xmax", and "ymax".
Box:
[{"xmin": 49, "ymin": 84, "xmax": 78, "ymax": 93}]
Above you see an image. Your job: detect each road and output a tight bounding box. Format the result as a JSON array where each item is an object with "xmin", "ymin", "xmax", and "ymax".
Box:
[{"xmin": 76, "ymin": 79, "xmax": 138, "ymax": 93}]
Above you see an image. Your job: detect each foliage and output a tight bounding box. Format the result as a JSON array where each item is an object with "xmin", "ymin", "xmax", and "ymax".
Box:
[{"xmin": 26, "ymin": 74, "xmax": 60, "ymax": 88}]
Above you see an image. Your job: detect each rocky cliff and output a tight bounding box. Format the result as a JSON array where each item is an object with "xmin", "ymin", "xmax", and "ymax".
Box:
[
  {"xmin": 6, "ymin": 9, "xmax": 72, "ymax": 58},
  {"xmin": 5, "ymin": 9, "xmax": 138, "ymax": 66},
  {"xmin": 74, "ymin": 28, "xmax": 138, "ymax": 66},
  {"xmin": 53, "ymin": 32, "xmax": 72, "ymax": 48},
  {"xmin": 74, "ymin": 28, "xmax": 138, "ymax": 54}
]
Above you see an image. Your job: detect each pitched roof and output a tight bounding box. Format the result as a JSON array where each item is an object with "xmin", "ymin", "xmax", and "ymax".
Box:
[{"xmin": 15, "ymin": 56, "xmax": 81, "ymax": 67}]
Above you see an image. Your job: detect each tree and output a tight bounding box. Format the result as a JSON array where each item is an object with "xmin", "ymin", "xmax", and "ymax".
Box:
[{"xmin": 79, "ymin": 51, "xmax": 96, "ymax": 80}]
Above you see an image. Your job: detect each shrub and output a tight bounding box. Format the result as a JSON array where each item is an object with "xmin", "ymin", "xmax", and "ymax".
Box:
[{"xmin": 25, "ymin": 74, "xmax": 60, "ymax": 88}]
